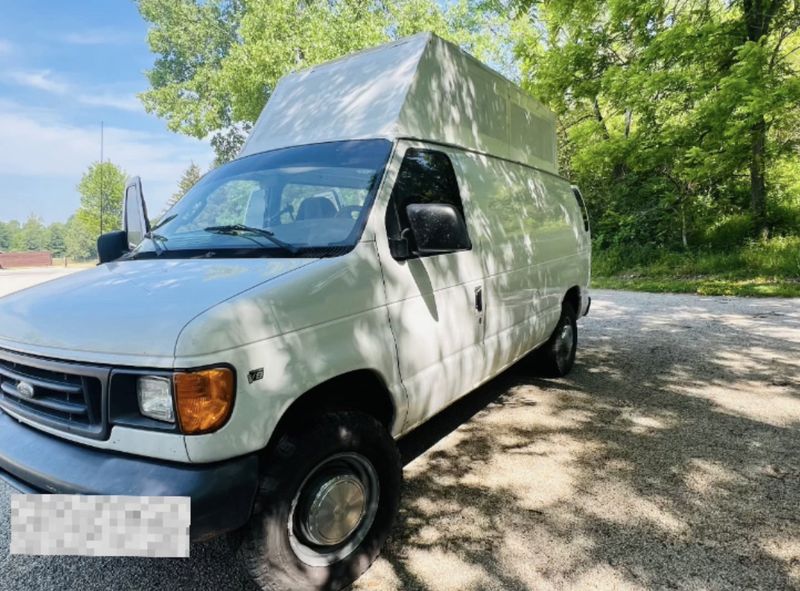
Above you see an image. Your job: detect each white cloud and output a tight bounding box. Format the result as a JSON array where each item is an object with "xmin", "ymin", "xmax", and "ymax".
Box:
[
  {"xmin": 8, "ymin": 70, "xmax": 69, "ymax": 94},
  {"xmin": 6, "ymin": 70, "xmax": 143, "ymax": 113},
  {"xmin": 0, "ymin": 100, "xmax": 213, "ymax": 215},
  {"xmin": 61, "ymin": 29, "xmax": 139, "ymax": 46},
  {"xmin": 77, "ymin": 93, "xmax": 143, "ymax": 113}
]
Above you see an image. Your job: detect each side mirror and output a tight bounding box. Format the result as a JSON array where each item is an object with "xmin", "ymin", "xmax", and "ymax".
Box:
[
  {"xmin": 404, "ymin": 203, "xmax": 471, "ymax": 257},
  {"xmin": 123, "ymin": 176, "xmax": 151, "ymax": 250},
  {"xmin": 97, "ymin": 231, "xmax": 128, "ymax": 264}
]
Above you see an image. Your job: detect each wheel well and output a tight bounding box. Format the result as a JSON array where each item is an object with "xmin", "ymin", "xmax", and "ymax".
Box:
[
  {"xmin": 563, "ymin": 286, "xmax": 581, "ymax": 315},
  {"xmin": 265, "ymin": 370, "xmax": 396, "ymax": 452}
]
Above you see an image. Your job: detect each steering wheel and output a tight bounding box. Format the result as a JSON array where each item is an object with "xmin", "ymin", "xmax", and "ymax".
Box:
[{"xmin": 336, "ymin": 205, "xmax": 363, "ymax": 220}]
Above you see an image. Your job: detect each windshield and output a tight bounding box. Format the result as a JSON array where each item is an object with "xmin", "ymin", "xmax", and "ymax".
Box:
[{"xmin": 131, "ymin": 139, "xmax": 393, "ymax": 259}]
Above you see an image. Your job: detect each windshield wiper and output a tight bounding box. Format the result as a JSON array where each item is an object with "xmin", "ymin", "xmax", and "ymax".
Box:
[
  {"xmin": 204, "ymin": 224, "xmax": 299, "ymax": 255},
  {"xmin": 142, "ymin": 214, "xmax": 177, "ymax": 255},
  {"xmin": 151, "ymin": 213, "xmax": 177, "ymax": 233}
]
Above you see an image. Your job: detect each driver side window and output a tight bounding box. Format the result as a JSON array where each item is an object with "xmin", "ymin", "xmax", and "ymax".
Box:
[{"xmin": 385, "ymin": 148, "xmax": 466, "ymax": 242}]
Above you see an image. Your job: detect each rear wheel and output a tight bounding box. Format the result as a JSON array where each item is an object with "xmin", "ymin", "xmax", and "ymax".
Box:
[
  {"xmin": 534, "ymin": 302, "xmax": 578, "ymax": 377},
  {"xmin": 232, "ymin": 411, "xmax": 401, "ymax": 591}
]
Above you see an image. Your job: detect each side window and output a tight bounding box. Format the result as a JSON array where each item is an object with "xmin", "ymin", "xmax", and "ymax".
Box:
[
  {"xmin": 572, "ymin": 186, "xmax": 590, "ymax": 232},
  {"xmin": 386, "ymin": 148, "xmax": 467, "ymax": 241}
]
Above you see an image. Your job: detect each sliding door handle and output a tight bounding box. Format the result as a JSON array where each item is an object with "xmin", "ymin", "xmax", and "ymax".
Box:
[{"xmin": 474, "ymin": 286, "xmax": 483, "ymax": 313}]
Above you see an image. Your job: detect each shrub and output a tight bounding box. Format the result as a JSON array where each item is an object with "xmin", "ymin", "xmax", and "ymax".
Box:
[
  {"xmin": 702, "ymin": 214, "xmax": 754, "ymax": 250},
  {"xmin": 742, "ymin": 236, "xmax": 800, "ymax": 276},
  {"xmin": 592, "ymin": 236, "xmax": 800, "ymax": 279},
  {"xmin": 768, "ymin": 203, "xmax": 800, "ymax": 237}
]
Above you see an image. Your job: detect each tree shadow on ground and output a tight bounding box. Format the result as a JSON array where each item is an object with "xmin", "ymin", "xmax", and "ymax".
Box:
[{"xmin": 355, "ymin": 292, "xmax": 800, "ymax": 590}]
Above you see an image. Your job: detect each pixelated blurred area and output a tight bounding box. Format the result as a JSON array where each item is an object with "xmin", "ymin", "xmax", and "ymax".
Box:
[{"xmin": 10, "ymin": 495, "xmax": 190, "ymax": 558}]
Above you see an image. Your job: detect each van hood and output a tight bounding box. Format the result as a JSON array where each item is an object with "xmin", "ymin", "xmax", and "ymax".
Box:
[{"xmin": 0, "ymin": 258, "xmax": 315, "ymax": 365}]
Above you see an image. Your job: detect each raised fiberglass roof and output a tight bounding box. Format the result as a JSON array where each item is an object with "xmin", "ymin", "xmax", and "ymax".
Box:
[{"xmin": 240, "ymin": 33, "xmax": 558, "ymax": 175}]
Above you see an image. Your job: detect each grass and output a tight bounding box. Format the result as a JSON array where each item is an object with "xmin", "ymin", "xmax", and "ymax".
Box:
[
  {"xmin": 593, "ymin": 275, "xmax": 800, "ymax": 297},
  {"xmin": 593, "ymin": 236, "xmax": 800, "ymax": 298}
]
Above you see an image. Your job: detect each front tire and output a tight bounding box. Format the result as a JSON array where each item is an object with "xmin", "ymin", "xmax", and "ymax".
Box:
[
  {"xmin": 233, "ymin": 411, "xmax": 401, "ymax": 591},
  {"xmin": 535, "ymin": 302, "xmax": 578, "ymax": 377}
]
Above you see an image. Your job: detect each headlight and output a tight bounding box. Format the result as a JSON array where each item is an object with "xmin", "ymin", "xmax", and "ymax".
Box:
[
  {"xmin": 174, "ymin": 368, "xmax": 235, "ymax": 435},
  {"xmin": 136, "ymin": 376, "xmax": 175, "ymax": 423}
]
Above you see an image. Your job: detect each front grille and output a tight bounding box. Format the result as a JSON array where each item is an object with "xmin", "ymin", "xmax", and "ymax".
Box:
[{"xmin": 0, "ymin": 349, "xmax": 109, "ymax": 440}]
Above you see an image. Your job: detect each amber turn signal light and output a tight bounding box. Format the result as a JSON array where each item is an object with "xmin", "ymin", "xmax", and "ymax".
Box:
[{"xmin": 174, "ymin": 368, "xmax": 235, "ymax": 435}]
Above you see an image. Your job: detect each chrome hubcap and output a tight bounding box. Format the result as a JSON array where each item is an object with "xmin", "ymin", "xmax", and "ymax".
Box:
[
  {"xmin": 555, "ymin": 323, "xmax": 574, "ymax": 367},
  {"xmin": 306, "ymin": 474, "xmax": 366, "ymax": 546},
  {"xmin": 289, "ymin": 452, "xmax": 380, "ymax": 566}
]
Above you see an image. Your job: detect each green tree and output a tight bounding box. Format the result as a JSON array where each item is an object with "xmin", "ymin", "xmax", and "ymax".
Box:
[
  {"xmin": 165, "ymin": 162, "xmax": 203, "ymax": 211},
  {"xmin": 0, "ymin": 221, "xmax": 19, "ymax": 252},
  {"xmin": 64, "ymin": 215, "xmax": 97, "ymax": 261},
  {"xmin": 721, "ymin": 0, "xmax": 800, "ymax": 235},
  {"xmin": 76, "ymin": 161, "xmax": 128, "ymax": 238},
  {"xmin": 21, "ymin": 215, "xmax": 48, "ymax": 251},
  {"xmin": 515, "ymin": 0, "xmax": 800, "ymax": 247},
  {"xmin": 137, "ymin": 0, "xmax": 511, "ymax": 163},
  {"xmin": 47, "ymin": 222, "xmax": 67, "ymax": 258}
]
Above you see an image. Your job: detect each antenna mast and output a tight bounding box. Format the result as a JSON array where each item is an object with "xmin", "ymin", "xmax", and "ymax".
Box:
[{"xmin": 99, "ymin": 121, "xmax": 104, "ymax": 235}]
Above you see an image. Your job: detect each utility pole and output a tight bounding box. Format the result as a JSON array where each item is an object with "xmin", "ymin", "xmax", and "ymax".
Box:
[{"xmin": 99, "ymin": 121, "xmax": 104, "ymax": 235}]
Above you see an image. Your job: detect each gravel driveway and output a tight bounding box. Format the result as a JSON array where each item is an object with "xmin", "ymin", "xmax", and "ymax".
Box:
[{"xmin": 1, "ymin": 290, "xmax": 799, "ymax": 590}]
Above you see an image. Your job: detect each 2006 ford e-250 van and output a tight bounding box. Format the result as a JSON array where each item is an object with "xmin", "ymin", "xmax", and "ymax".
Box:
[{"xmin": 0, "ymin": 33, "xmax": 590, "ymax": 590}]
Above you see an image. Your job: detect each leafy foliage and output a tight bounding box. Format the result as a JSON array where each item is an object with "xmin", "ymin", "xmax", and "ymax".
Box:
[
  {"xmin": 15, "ymin": 215, "xmax": 49, "ymax": 252},
  {"xmin": 163, "ymin": 162, "xmax": 204, "ymax": 213},
  {"xmin": 64, "ymin": 215, "xmax": 98, "ymax": 261},
  {"xmin": 515, "ymin": 0, "xmax": 800, "ymax": 248},
  {"xmin": 0, "ymin": 216, "xmax": 88, "ymax": 260},
  {"xmin": 137, "ymin": 0, "xmax": 514, "ymax": 162},
  {"xmin": 76, "ymin": 161, "xmax": 127, "ymax": 237}
]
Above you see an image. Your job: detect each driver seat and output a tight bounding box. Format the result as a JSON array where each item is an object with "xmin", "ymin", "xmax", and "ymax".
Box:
[{"xmin": 296, "ymin": 197, "xmax": 337, "ymax": 220}]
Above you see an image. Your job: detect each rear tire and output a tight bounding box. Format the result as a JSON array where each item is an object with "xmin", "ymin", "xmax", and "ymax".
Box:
[
  {"xmin": 534, "ymin": 302, "xmax": 578, "ymax": 377},
  {"xmin": 232, "ymin": 411, "xmax": 401, "ymax": 591}
]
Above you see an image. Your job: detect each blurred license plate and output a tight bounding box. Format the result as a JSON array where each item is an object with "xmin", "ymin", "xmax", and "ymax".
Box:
[{"xmin": 10, "ymin": 494, "xmax": 190, "ymax": 557}]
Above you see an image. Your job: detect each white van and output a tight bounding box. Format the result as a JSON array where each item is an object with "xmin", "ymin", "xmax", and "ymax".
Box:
[{"xmin": 0, "ymin": 33, "xmax": 590, "ymax": 590}]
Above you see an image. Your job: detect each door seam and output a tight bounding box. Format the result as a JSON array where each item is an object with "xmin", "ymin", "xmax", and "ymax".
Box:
[{"xmin": 373, "ymin": 241, "xmax": 410, "ymax": 434}]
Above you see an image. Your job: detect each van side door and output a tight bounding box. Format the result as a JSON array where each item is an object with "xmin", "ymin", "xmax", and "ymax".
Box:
[{"xmin": 375, "ymin": 143, "xmax": 486, "ymax": 431}]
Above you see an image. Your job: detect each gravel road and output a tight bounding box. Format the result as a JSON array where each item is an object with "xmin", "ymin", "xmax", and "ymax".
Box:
[{"xmin": 1, "ymin": 290, "xmax": 799, "ymax": 590}]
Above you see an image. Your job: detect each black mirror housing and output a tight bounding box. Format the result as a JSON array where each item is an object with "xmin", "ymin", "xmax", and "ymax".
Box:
[
  {"xmin": 405, "ymin": 203, "xmax": 471, "ymax": 256},
  {"xmin": 97, "ymin": 231, "xmax": 129, "ymax": 264},
  {"xmin": 388, "ymin": 236, "xmax": 411, "ymax": 260}
]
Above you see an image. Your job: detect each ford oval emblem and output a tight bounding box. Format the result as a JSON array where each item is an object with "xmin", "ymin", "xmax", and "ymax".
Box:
[{"xmin": 17, "ymin": 381, "xmax": 35, "ymax": 399}]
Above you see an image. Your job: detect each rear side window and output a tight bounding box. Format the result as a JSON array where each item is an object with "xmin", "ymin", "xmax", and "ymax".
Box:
[
  {"xmin": 572, "ymin": 186, "xmax": 590, "ymax": 232},
  {"xmin": 386, "ymin": 149, "xmax": 466, "ymax": 240}
]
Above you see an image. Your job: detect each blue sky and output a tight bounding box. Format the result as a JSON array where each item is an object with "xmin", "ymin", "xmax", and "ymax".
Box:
[{"xmin": 0, "ymin": 1, "xmax": 214, "ymax": 224}]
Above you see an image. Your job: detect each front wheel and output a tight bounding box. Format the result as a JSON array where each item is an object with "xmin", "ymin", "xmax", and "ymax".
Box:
[
  {"xmin": 534, "ymin": 302, "xmax": 578, "ymax": 377},
  {"xmin": 232, "ymin": 411, "xmax": 401, "ymax": 591}
]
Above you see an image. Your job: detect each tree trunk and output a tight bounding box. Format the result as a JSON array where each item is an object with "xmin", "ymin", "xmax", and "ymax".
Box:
[
  {"xmin": 750, "ymin": 116, "xmax": 769, "ymax": 238},
  {"xmin": 681, "ymin": 201, "xmax": 689, "ymax": 249},
  {"xmin": 741, "ymin": 0, "xmax": 785, "ymax": 238},
  {"xmin": 624, "ymin": 109, "xmax": 632, "ymax": 139},
  {"xmin": 593, "ymin": 97, "xmax": 610, "ymax": 140}
]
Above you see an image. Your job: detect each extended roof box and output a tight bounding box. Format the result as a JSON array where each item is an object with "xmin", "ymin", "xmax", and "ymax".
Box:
[{"xmin": 241, "ymin": 32, "xmax": 558, "ymax": 175}]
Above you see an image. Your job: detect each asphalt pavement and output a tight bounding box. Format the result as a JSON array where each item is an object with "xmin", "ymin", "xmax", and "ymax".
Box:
[{"xmin": 1, "ymin": 289, "xmax": 799, "ymax": 590}]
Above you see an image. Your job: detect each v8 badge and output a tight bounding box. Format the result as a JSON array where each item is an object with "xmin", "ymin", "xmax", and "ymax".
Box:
[{"xmin": 247, "ymin": 368, "xmax": 264, "ymax": 384}]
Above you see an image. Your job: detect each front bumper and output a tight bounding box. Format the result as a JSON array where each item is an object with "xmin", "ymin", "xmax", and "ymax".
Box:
[{"xmin": 0, "ymin": 412, "xmax": 259, "ymax": 542}]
